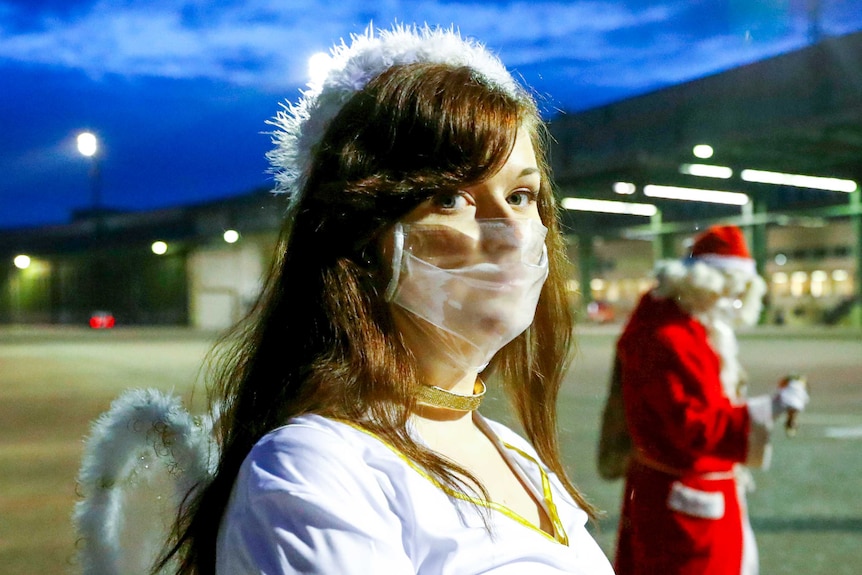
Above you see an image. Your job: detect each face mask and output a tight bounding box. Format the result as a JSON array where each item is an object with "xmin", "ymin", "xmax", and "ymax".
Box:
[{"xmin": 384, "ymin": 218, "xmax": 549, "ymax": 371}]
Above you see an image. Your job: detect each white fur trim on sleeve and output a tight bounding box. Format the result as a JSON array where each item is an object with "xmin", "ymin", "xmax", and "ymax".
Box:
[{"xmin": 745, "ymin": 394, "xmax": 774, "ymax": 470}]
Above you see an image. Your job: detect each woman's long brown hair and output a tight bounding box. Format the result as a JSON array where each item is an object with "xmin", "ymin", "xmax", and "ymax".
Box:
[{"xmin": 158, "ymin": 62, "xmax": 596, "ymax": 575}]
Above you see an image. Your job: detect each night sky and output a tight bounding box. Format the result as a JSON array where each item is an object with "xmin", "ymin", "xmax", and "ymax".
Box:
[{"xmin": 3, "ymin": 0, "xmax": 862, "ymax": 229}]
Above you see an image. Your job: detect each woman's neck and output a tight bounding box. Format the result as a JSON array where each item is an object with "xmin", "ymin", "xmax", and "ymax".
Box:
[
  {"xmin": 411, "ymin": 369, "xmax": 482, "ymax": 424},
  {"xmin": 412, "ymin": 354, "xmax": 479, "ymax": 391},
  {"xmin": 411, "ymin": 406, "xmax": 477, "ymax": 436}
]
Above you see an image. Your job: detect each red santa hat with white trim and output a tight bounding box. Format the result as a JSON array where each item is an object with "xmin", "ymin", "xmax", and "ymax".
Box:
[{"xmin": 688, "ymin": 225, "xmax": 757, "ymax": 275}]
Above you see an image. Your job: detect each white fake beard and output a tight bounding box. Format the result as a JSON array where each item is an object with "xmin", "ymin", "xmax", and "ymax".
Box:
[
  {"xmin": 385, "ymin": 219, "xmax": 549, "ymax": 372},
  {"xmin": 713, "ymin": 286, "xmax": 766, "ymax": 329}
]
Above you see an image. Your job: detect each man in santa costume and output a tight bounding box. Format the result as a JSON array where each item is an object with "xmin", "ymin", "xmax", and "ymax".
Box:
[{"xmin": 612, "ymin": 224, "xmax": 809, "ymax": 575}]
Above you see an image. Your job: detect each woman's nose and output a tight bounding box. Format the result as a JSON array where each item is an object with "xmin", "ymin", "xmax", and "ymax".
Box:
[
  {"xmin": 479, "ymin": 219, "xmax": 525, "ymax": 260},
  {"xmin": 475, "ymin": 196, "xmax": 517, "ymax": 220}
]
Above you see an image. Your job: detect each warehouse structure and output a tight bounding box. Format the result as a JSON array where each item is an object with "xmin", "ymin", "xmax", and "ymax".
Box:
[
  {"xmin": 2, "ymin": 31, "xmax": 860, "ymax": 328},
  {"xmin": 549, "ymin": 30, "xmax": 861, "ymax": 325}
]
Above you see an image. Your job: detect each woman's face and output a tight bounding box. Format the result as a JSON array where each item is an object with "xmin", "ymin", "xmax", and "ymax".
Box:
[
  {"xmin": 402, "ymin": 126, "xmax": 542, "ymax": 228},
  {"xmin": 379, "ymin": 126, "xmax": 542, "ymax": 266},
  {"xmin": 379, "ymin": 127, "xmax": 549, "ymax": 379}
]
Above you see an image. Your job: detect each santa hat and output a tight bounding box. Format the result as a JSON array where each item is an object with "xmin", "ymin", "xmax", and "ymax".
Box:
[{"xmin": 688, "ymin": 225, "xmax": 756, "ymax": 275}]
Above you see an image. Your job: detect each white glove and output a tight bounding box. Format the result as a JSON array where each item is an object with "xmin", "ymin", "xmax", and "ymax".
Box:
[{"xmin": 772, "ymin": 378, "xmax": 809, "ymax": 418}]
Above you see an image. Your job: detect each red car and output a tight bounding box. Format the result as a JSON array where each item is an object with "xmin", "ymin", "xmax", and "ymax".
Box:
[
  {"xmin": 89, "ymin": 311, "xmax": 116, "ymax": 329},
  {"xmin": 587, "ymin": 300, "xmax": 616, "ymax": 323}
]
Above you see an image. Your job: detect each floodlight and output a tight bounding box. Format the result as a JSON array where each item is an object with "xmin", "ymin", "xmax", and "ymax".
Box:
[
  {"xmin": 14, "ymin": 255, "xmax": 31, "ymax": 269},
  {"xmin": 741, "ymin": 169, "xmax": 857, "ymax": 193},
  {"xmin": 643, "ymin": 184, "xmax": 749, "ymax": 205},
  {"xmin": 612, "ymin": 181, "xmax": 636, "ymax": 195},
  {"xmin": 561, "ymin": 197, "xmax": 657, "ymax": 216},
  {"xmin": 679, "ymin": 163, "xmax": 733, "ymax": 179},
  {"xmin": 692, "ymin": 144, "xmax": 714, "ymax": 159},
  {"xmin": 77, "ymin": 132, "xmax": 98, "ymax": 157}
]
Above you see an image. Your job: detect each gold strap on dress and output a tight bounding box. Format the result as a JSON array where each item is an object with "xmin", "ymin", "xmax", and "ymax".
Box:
[
  {"xmin": 503, "ymin": 442, "xmax": 569, "ymax": 546},
  {"xmin": 336, "ymin": 418, "xmax": 568, "ymax": 545}
]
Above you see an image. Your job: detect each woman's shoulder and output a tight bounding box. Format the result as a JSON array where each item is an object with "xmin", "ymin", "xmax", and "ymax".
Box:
[
  {"xmin": 237, "ymin": 414, "xmax": 416, "ymax": 506},
  {"xmin": 263, "ymin": 413, "xmax": 371, "ymax": 441},
  {"xmin": 220, "ymin": 416, "xmax": 423, "ymax": 573},
  {"xmin": 250, "ymin": 414, "xmax": 389, "ymax": 466}
]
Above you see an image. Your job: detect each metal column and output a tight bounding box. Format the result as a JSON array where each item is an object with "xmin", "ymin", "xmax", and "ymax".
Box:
[
  {"xmin": 751, "ymin": 199, "xmax": 769, "ymax": 275},
  {"xmin": 851, "ymin": 189, "xmax": 862, "ymax": 327},
  {"xmin": 651, "ymin": 210, "xmax": 675, "ymax": 261},
  {"xmin": 577, "ymin": 233, "xmax": 594, "ymax": 318}
]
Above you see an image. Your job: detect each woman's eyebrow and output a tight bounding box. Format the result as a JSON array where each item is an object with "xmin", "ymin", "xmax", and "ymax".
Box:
[{"xmin": 519, "ymin": 167, "xmax": 540, "ymax": 177}]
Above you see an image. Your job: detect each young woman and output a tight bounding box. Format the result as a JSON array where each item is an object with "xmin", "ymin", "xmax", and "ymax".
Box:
[{"xmin": 160, "ymin": 24, "xmax": 614, "ymax": 574}]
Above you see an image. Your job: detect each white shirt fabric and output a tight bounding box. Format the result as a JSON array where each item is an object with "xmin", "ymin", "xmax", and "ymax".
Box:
[{"xmin": 216, "ymin": 413, "xmax": 614, "ymax": 574}]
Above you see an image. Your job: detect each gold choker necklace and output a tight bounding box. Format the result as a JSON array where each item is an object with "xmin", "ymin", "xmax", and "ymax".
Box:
[{"xmin": 416, "ymin": 380, "xmax": 486, "ymax": 412}]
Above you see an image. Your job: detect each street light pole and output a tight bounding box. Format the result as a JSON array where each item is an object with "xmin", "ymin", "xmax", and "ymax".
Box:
[
  {"xmin": 807, "ymin": 0, "xmax": 822, "ymax": 44},
  {"xmin": 76, "ymin": 130, "xmax": 105, "ymax": 322},
  {"xmin": 76, "ymin": 131, "xmax": 101, "ymax": 213}
]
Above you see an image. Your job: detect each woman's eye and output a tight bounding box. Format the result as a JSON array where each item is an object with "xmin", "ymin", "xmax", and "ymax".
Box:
[
  {"xmin": 433, "ymin": 192, "xmax": 467, "ymax": 210},
  {"xmin": 507, "ymin": 190, "xmax": 538, "ymax": 207}
]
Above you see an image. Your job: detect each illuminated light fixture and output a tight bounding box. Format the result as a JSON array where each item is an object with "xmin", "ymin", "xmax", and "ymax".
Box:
[
  {"xmin": 679, "ymin": 163, "xmax": 733, "ymax": 179},
  {"xmin": 77, "ymin": 131, "xmax": 98, "ymax": 157},
  {"xmin": 772, "ymin": 272, "xmax": 788, "ymax": 284},
  {"xmin": 774, "ymin": 253, "xmax": 787, "ymax": 266},
  {"xmin": 692, "ymin": 144, "xmax": 714, "ymax": 159},
  {"xmin": 13, "ymin": 254, "xmax": 31, "ymax": 269},
  {"xmin": 151, "ymin": 241, "xmax": 168, "ymax": 255},
  {"xmin": 613, "ymin": 181, "xmax": 636, "ymax": 195},
  {"xmin": 790, "ymin": 271, "xmax": 808, "ymax": 282},
  {"xmin": 643, "ymin": 184, "xmax": 749, "ymax": 206},
  {"xmin": 811, "ymin": 270, "xmax": 828, "ymax": 282},
  {"xmin": 565, "ymin": 279, "xmax": 580, "ymax": 292},
  {"xmin": 741, "ymin": 169, "xmax": 857, "ymax": 193},
  {"xmin": 590, "ymin": 278, "xmax": 606, "ymax": 291},
  {"xmin": 223, "ymin": 229, "xmax": 240, "ymax": 244},
  {"xmin": 832, "ymin": 269, "xmax": 849, "ymax": 281},
  {"xmin": 561, "ymin": 197, "xmax": 657, "ymax": 217}
]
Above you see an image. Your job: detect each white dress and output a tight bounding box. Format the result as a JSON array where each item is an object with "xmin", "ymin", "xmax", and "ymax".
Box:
[{"xmin": 216, "ymin": 413, "xmax": 614, "ymax": 574}]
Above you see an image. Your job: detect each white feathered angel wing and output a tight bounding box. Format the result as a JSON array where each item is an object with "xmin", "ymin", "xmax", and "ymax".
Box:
[{"xmin": 73, "ymin": 389, "xmax": 218, "ymax": 575}]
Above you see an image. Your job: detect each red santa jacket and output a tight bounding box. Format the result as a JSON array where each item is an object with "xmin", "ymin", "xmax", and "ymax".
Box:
[{"xmin": 617, "ymin": 292, "xmax": 751, "ymax": 473}]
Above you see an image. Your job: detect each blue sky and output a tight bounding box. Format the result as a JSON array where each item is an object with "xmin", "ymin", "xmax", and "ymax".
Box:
[{"xmin": 3, "ymin": 0, "xmax": 862, "ymax": 229}]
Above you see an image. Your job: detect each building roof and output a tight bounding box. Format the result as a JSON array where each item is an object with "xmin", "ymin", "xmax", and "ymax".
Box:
[
  {"xmin": 549, "ymin": 30, "xmax": 862, "ymax": 237},
  {"xmin": 0, "ymin": 188, "xmax": 287, "ymax": 257}
]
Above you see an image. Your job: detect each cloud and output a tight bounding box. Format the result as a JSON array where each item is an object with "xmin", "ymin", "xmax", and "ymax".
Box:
[
  {"xmin": 1, "ymin": 0, "xmax": 860, "ymax": 96},
  {"xmin": 0, "ymin": 0, "xmax": 339, "ymax": 86},
  {"xmin": 0, "ymin": 0, "xmax": 682, "ymax": 88},
  {"xmin": 556, "ymin": 25, "xmax": 816, "ymax": 96}
]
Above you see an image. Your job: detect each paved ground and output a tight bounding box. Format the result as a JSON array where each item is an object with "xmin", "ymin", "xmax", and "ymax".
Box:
[
  {"xmin": 541, "ymin": 325, "xmax": 862, "ymax": 574},
  {"xmin": 0, "ymin": 324, "xmax": 859, "ymax": 574}
]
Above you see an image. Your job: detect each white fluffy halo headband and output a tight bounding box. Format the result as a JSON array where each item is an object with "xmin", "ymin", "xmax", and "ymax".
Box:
[{"xmin": 266, "ymin": 23, "xmax": 525, "ymax": 208}]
